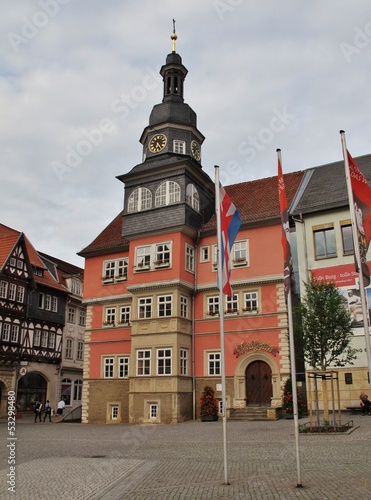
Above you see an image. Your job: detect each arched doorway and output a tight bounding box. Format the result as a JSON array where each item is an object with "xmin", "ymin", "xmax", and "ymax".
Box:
[
  {"xmin": 245, "ymin": 360, "xmax": 272, "ymax": 406},
  {"xmin": 17, "ymin": 373, "xmax": 47, "ymax": 412}
]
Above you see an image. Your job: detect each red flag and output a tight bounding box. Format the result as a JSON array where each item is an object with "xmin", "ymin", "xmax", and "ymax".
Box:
[
  {"xmin": 219, "ymin": 183, "xmax": 242, "ymax": 296},
  {"xmin": 278, "ymin": 152, "xmax": 295, "ymax": 300},
  {"xmin": 347, "ymin": 150, "xmax": 371, "ymax": 286}
]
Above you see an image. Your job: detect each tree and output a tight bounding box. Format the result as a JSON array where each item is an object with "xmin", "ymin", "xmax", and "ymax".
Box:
[{"xmin": 297, "ymin": 277, "xmax": 357, "ymax": 419}]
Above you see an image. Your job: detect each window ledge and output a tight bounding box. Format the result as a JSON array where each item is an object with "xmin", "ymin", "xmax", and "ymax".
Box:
[
  {"xmin": 135, "ymin": 265, "xmax": 150, "ymax": 271},
  {"xmin": 153, "ymin": 261, "xmax": 170, "ymax": 268},
  {"xmin": 233, "ymin": 260, "xmax": 247, "ymax": 267}
]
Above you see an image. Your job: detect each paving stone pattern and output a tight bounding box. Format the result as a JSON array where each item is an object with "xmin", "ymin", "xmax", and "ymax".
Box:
[{"xmin": 1, "ymin": 413, "xmax": 371, "ymax": 499}]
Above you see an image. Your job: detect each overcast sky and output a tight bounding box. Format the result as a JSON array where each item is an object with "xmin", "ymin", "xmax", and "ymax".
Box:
[{"xmin": 1, "ymin": 0, "xmax": 371, "ymax": 267}]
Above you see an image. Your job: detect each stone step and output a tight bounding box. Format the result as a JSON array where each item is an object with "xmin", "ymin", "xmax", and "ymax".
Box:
[{"xmin": 228, "ymin": 407, "xmax": 271, "ymax": 421}]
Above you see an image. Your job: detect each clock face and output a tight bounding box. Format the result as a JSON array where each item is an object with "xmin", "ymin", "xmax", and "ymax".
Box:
[
  {"xmin": 149, "ymin": 134, "xmax": 167, "ymax": 153},
  {"xmin": 191, "ymin": 140, "xmax": 201, "ymax": 161}
]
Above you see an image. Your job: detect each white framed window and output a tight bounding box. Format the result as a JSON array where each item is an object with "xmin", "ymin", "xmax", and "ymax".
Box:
[
  {"xmin": 137, "ymin": 350, "xmax": 151, "ymax": 376},
  {"xmin": 33, "ymin": 329, "xmax": 41, "ymax": 347},
  {"xmin": 39, "ymin": 293, "xmax": 45, "ymax": 309},
  {"xmin": 2, "ymin": 323, "xmax": 10, "ymax": 342},
  {"xmin": 0, "ymin": 281, "xmax": 8, "ymax": 299},
  {"xmin": 103, "ymin": 260, "xmax": 115, "ymax": 279},
  {"xmin": 158, "ymin": 295, "xmax": 172, "ymax": 317},
  {"xmin": 180, "ymin": 296, "xmax": 188, "ymax": 318},
  {"xmin": 45, "ymin": 294, "xmax": 51, "ymax": 311},
  {"xmin": 208, "ymin": 352, "xmax": 221, "ymax": 376},
  {"xmin": 48, "ymin": 332, "xmax": 55, "ymax": 349},
  {"xmin": 41, "ymin": 331, "xmax": 48, "ymax": 348},
  {"xmin": 118, "ymin": 357, "xmax": 129, "ymax": 378},
  {"xmin": 226, "ymin": 294, "xmax": 238, "ymax": 314},
  {"xmin": 104, "ymin": 307, "xmax": 116, "ymax": 325},
  {"xmin": 173, "ymin": 140, "xmax": 185, "ymax": 154},
  {"xmin": 207, "ymin": 296, "xmax": 219, "ymax": 315},
  {"xmin": 119, "ymin": 306, "xmax": 131, "ymax": 325},
  {"xmin": 138, "ymin": 297, "xmax": 152, "ymax": 319},
  {"xmin": 16, "ymin": 286, "xmax": 25, "ymax": 303},
  {"xmin": 65, "ymin": 338, "xmax": 73, "ymax": 358},
  {"xmin": 10, "ymin": 325, "xmax": 19, "ymax": 343},
  {"xmin": 243, "ymin": 291, "xmax": 259, "ymax": 312},
  {"xmin": 68, "ymin": 307, "xmax": 75, "ymax": 323},
  {"xmin": 180, "ymin": 348, "xmax": 188, "ymax": 376},
  {"xmin": 104, "ymin": 357, "xmax": 114, "ymax": 378},
  {"xmin": 73, "ymin": 380, "xmax": 83, "ymax": 401},
  {"xmin": 77, "ymin": 341, "xmax": 84, "ymax": 360},
  {"xmin": 9, "ymin": 283, "xmax": 16, "ymax": 301},
  {"xmin": 103, "ymin": 258, "xmax": 128, "ymax": 282},
  {"xmin": 61, "ymin": 379, "xmax": 71, "ymax": 405},
  {"xmin": 136, "ymin": 246, "xmax": 151, "ymax": 268},
  {"xmin": 233, "ymin": 240, "xmax": 248, "ymax": 266},
  {"xmin": 185, "ymin": 244, "xmax": 195, "ymax": 272},
  {"xmin": 200, "ymin": 246, "xmax": 210, "ymax": 262},
  {"xmin": 149, "ymin": 404, "xmax": 158, "ymax": 419},
  {"xmin": 111, "ymin": 405, "xmax": 119, "ymax": 420},
  {"xmin": 127, "ymin": 187, "xmax": 152, "ymax": 212},
  {"xmin": 52, "ymin": 297, "xmax": 58, "ymax": 312},
  {"xmin": 78, "ymin": 310, "xmax": 86, "ymax": 326},
  {"xmin": 155, "ymin": 181, "xmax": 181, "ymax": 206},
  {"xmin": 155, "ymin": 243, "xmax": 171, "ymax": 265},
  {"xmin": 70, "ymin": 279, "xmax": 82, "ymax": 296},
  {"xmin": 186, "ymin": 184, "xmax": 200, "ymax": 212},
  {"xmin": 9, "ymin": 257, "xmax": 16, "ymax": 268},
  {"xmin": 157, "ymin": 348, "xmax": 172, "ymax": 375}
]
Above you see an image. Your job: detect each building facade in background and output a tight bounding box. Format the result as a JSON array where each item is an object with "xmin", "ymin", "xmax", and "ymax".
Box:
[{"xmin": 0, "ymin": 224, "xmax": 84, "ymax": 418}]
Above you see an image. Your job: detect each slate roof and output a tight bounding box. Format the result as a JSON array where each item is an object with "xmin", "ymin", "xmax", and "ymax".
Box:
[{"xmin": 291, "ymin": 154, "xmax": 371, "ymax": 215}]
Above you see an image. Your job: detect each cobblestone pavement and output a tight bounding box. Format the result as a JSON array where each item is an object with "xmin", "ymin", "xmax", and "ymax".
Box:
[{"xmin": 1, "ymin": 412, "xmax": 371, "ymax": 499}]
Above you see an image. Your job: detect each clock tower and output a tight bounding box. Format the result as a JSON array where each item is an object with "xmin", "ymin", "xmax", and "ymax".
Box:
[{"xmin": 118, "ymin": 26, "xmax": 214, "ymax": 240}]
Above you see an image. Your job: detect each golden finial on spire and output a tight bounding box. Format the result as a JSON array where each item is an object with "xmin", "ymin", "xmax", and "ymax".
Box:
[{"xmin": 171, "ymin": 19, "xmax": 177, "ymax": 52}]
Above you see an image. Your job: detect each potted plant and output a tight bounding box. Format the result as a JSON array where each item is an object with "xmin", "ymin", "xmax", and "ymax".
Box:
[
  {"xmin": 199, "ymin": 386, "xmax": 219, "ymax": 421},
  {"xmin": 282, "ymin": 378, "xmax": 304, "ymax": 418}
]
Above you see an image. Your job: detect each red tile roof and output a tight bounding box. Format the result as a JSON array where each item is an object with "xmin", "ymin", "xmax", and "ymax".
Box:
[
  {"xmin": 0, "ymin": 223, "xmax": 67, "ymax": 293},
  {"xmin": 79, "ymin": 212, "xmax": 128, "ymax": 256},
  {"xmin": 203, "ymin": 170, "xmax": 304, "ymax": 230}
]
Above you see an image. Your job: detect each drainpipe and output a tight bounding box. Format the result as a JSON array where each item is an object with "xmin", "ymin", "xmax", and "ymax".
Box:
[{"xmin": 192, "ymin": 230, "xmax": 200, "ymax": 420}]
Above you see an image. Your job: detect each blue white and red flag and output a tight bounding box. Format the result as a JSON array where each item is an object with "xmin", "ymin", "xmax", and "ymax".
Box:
[{"xmin": 219, "ymin": 183, "xmax": 242, "ymax": 296}]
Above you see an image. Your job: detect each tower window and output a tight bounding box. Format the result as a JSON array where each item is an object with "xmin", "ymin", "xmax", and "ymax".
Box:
[
  {"xmin": 186, "ymin": 184, "xmax": 200, "ymax": 212},
  {"xmin": 127, "ymin": 187, "xmax": 152, "ymax": 212},
  {"xmin": 155, "ymin": 181, "xmax": 180, "ymax": 206}
]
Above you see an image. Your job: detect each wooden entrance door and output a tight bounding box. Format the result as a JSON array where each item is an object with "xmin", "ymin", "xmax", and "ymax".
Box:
[{"xmin": 245, "ymin": 360, "xmax": 272, "ymax": 406}]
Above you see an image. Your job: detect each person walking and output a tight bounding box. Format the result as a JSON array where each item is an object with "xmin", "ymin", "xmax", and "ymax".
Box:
[
  {"xmin": 56, "ymin": 399, "xmax": 65, "ymax": 422},
  {"xmin": 34, "ymin": 400, "xmax": 42, "ymax": 423},
  {"xmin": 43, "ymin": 400, "xmax": 52, "ymax": 422}
]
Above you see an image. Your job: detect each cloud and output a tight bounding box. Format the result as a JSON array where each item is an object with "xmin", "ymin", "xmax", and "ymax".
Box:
[{"xmin": 1, "ymin": 0, "xmax": 371, "ymax": 265}]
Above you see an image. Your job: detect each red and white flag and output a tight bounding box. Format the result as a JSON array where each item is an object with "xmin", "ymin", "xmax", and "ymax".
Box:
[
  {"xmin": 219, "ymin": 183, "xmax": 242, "ymax": 296},
  {"xmin": 347, "ymin": 150, "xmax": 371, "ymax": 287},
  {"xmin": 277, "ymin": 150, "xmax": 295, "ymax": 300}
]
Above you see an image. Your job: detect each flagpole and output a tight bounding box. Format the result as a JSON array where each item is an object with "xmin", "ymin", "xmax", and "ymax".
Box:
[
  {"xmin": 340, "ymin": 131, "xmax": 371, "ymax": 390},
  {"xmin": 277, "ymin": 149, "xmax": 302, "ymax": 488},
  {"xmin": 214, "ymin": 165, "xmax": 229, "ymax": 485}
]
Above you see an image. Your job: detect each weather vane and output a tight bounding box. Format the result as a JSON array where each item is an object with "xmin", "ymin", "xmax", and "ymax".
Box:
[{"xmin": 171, "ymin": 19, "xmax": 177, "ymax": 52}]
